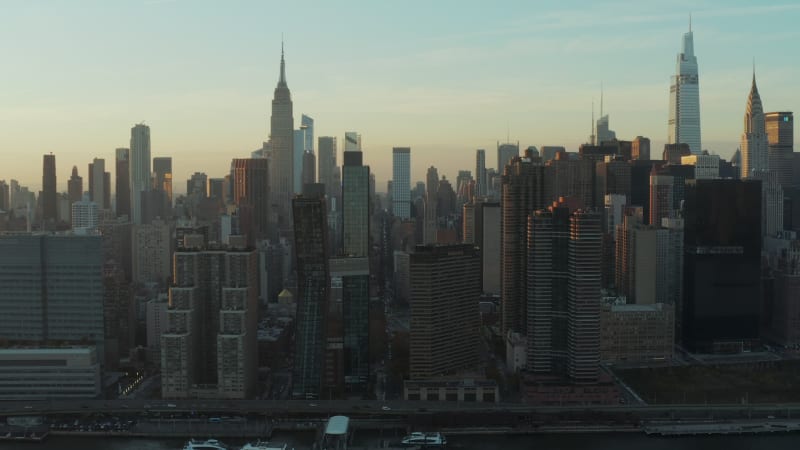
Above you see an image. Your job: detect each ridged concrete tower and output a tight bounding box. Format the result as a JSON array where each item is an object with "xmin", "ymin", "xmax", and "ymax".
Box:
[
  {"xmin": 270, "ymin": 41, "xmax": 295, "ymax": 231},
  {"xmin": 668, "ymin": 18, "xmax": 702, "ymax": 154},
  {"xmin": 740, "ymin": 69, "xmax": 768, "ymax": 178}
]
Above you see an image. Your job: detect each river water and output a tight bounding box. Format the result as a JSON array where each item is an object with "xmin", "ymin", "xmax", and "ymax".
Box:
[{"xmin": 4, "ymin": 432, "xmax": 800, "ymax": 450}]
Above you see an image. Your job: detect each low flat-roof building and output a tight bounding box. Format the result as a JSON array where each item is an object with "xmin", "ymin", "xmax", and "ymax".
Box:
[
  {"xmin": 403, "ymin": 379, "xmax": 499, "ymax": 403},
  {"xmin": 600, "ymin": 300, "xmax": 674, "ymax": 363},
  {"xmin": 0, "ymin": 347, "xmax": 101, "ymax": 399}
]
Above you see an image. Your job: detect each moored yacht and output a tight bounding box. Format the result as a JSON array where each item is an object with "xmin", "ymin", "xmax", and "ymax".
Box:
[
  {"xmin": 183, "ymin": 438, "xmax": 230, "ymax": 450},
  {"xmin": 400, "ymin": 432, "xmax": 446, "ymax": 447},
  {"xmin": 240, "ymin": 441, "xmax": 292, "ymax": 450}
]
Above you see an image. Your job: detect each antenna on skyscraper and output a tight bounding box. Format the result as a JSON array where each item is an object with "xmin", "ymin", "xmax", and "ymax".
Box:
[
  {"xmin": 600, "ymin": 81, "xmax": 604, "ymax": 119},
  {"xmin": 689, "ymin": 13, "xmax": 692, "ymax": 32}
]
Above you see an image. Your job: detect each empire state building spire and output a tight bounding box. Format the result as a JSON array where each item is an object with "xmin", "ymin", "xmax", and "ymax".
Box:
[{"xmin": 279, "ymin": 40, "xmax": 287, "ymax": 87}]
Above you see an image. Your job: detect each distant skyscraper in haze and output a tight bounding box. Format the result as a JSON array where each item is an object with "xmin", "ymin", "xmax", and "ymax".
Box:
[
  {"xmin": 632, "ymin": 136, "xmax": 651, "ymax": 160},
  {"xmin": 649, "ymin": 172, "xmax": 674, "ymax": 226},
  {"xmin": 741, "ymin": 72, "xmax": 768, "ymax": 178},
  {"xmin": 71, "ymin": 196, "xmax": 99, "ymax": 232},
  {"xmin": 424, "ymin": 166, "xmax": 438, "ymax": 244},
  {"xmin": 0, "ymin": 181, "xmax": 8, "ymax": 213},
  {"xmin": 595, "ymin": 102, "xmax": 616, "ymax": 144},
  {"xmin": 42, "ymin": 154, "xmax": 57, "ymax": 222},
  {"xmin": 668, "ymin": 22, "xmax": 702, "ymax": 154},
  {"xmin": 67, "ymin": 166, "xmax": 83, "ymax": 215},
  {"xmin": 302, "ymin": 151, "xmax": 316, "ymax": 187},
  {"xmin": 497, "ymin": 142, "xmax": 519, "ymax": 172},
  {"xmin": 318, "ymin": 136, "xmax": 338, "ymax": 205},
  {"xmin": 475, "ymin": 149, "xmax": 487, "ymax": 197},
  {"xmin": 88, "ymin": 158, "xmax": 106, "ymax": 209},
  {"xmin": 232, "ymin": 158, "xmax": 270, "ymax": 241},
  {"xmin": 342, "ymin": 151, "xmax": 370, "ymax": 257},
  {"xmin": 293, "ymin": 115, "xmax": 313, "ymax": 194},
  {"xmin": 344, "ymin": 132, "xmax": 361, "ymax": 152},
  {"xmin": 152, "ymin": 157, "xmax": 173, "ymax": 209},
  {"xmin": 130, "ymin": 124, "xmax": 151, "ymax": 224},
  {"xmin": 269, "ymin": 43, "xmax": 294, "ymax": 229},
  {"xmin": 766, "ymin": 112, "xmax": 794, "ymax": 187},
  {"xmin": 392, "ymin": 147, "xmax": 411, "ymax": 219},
  {"xmin": 115, "ymin": 148, "xmax": 130, "ymax": 219}
]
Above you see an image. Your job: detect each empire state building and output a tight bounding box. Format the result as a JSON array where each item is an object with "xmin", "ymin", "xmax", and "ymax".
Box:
[{"xmin": 270, "ymin": 43, "xmax": 295, "ymax": 230}]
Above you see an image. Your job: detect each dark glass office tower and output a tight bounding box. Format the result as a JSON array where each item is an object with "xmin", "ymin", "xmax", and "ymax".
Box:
[
  {"xmin": 340, "ymin": 150, "xmax": 371, "ymax": 395},
  {"xmin": 67, "ymin": 166, "xmax": 83, "ymax": 216},
  {"xmin": 409, "ymin": 244, "xmax": 481, "ymax": 380},
  {"xmin": 232, "ymin": 158, "xmax": 270, "ymax": 241},
  {"xmin": 682, "ymin": 179, "xmax": 762, "ymax": 352},
  {"xmin": 527, "ymin": 206, "xmax": 571, "ymax": 376},
  {"xmin": 42, "ymin": 154, "xmax": 57, "ymax": 222},
  {"xmin": 153, "ymin": 157, "xmax": 173, "ymax": 211},
  {"xmin": 115, "ymin": 148, "xmax": 131, "ymax": 219},
  {"xmin": 500, "ymin": 153, "xmax": 545, "ymax": 337},
  {"xmin": 291, "ymin": 186, "xmax": 330, "ymax": 399}
]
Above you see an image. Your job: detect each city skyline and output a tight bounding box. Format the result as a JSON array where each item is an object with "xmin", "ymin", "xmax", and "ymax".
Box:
[{"xmin": 2, "ymin": 1, "xmax": 799, "ymax": 191}]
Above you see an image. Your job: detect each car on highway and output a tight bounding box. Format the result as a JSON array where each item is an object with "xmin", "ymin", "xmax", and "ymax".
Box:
[{"xmin": 381, "ymin": 406, "xmax": 391, "ymax": 411}]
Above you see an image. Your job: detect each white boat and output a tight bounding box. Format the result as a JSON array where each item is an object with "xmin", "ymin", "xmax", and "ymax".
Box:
[
  {"xmin": 183, "ymin": 438, "xmax": 230, "ymax": 450},
  {"xmin": 400, "ymin": 432, "xmax": 447, "ymax": 447},
  {"xmin": 240, "ymin": 441, "xmax": 292, "ymax": 450}
]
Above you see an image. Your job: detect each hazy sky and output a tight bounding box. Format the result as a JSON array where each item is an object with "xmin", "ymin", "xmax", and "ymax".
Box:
[{"xmin": 1, "ymin": 0, "xmax": 799, "ymax": 193}]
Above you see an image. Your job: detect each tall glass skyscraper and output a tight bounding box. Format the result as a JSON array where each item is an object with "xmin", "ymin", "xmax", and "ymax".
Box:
[
  {"xmin": 475, "ymin": 149, "xmax": 487, "ymax": 197},
  {"xmin": 317, "ymin": 136, "xmax": 338, "ymax": 206},
  {"xmin": 130, "ymin": 123, "xmax": 151, "ymax": 225},
  {"xmin": 293, "ymin": 114, "xmax": 314, "ymax": 194},
  {"xmin": 668, "ymin": 23, "xmax": 702, "ymax": 154},
  {"xmin": 392, "ymin": 147, "xmax": 411, "ymax": 219},
  {"xmin": 340, "ymin": 148, "xmax": 371, "ymax": 394},
  {"xmin": 42, "ymin": 154, "xmax": 57, "ymax": 222},
  {"xmin": 292, "ymin": 188, "xmax": 330, "ymax": 399},
  {"xmin": 115, "ymin": 148, "xmax": 130, "ymax": 219},
  {"xmin": 342, "ymin": 151, "xmax": 370, "ymax": 257}
]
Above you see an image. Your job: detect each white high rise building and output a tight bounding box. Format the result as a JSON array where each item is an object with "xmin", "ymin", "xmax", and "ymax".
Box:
[
  {"xmin": 392, "ymin": 147, "xmax": 411, "ymax": 219},
  {"xmin": 741, "ymin": 73, "xmax": 769, "ymax": 178},
  {"xmin": 668, "ymin": 23, "xmax": 702, "ymax": 154},
  {"xmin": 71, "ymin": 196, "xmax": 99, "ymax": 232},
  {"xmin": 130, "ymin": 124, "xmax": 151, "ymax": 224}
]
